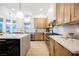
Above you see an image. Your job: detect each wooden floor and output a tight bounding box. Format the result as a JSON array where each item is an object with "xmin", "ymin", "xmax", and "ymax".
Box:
[{"xmin": 27, "ymin": 41, "xmax": 49, "ymax": 56}]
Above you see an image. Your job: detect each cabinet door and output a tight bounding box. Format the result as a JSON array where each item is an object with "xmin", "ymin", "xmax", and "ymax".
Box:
[
  {"xmin": 64, "ymin": 3, "xmax": 71, "ymax": 23},
  {"xmin": 39, "ymin": 33, "xmax": 44, "ymax": 41},
  {"xmin": 71, "ymin": 3, "xmax": 79, "ymax": 22},
  {"xmin": 37, "ymin": 18, "xmax": 45, "ymax": 28},
  {"xmin": 49, "ymin": 39, "xmax": 55, "ymax": 56},
  {"xmin": 34, "ymin": 32, "xmax": 44, "ymax": 41},
  {"xmin": 34, "ymin": 33, "xmax": 39, "ymax": 40},
  {"xmin": 34, "ymin": 18, "xmax": 38, "ymax": 29},
  {"xmin": 56, "ymin": 3, "xmax": 64, "ymax": 25},
  {"xmin": 34, "ymin": 18, "xmax": 48, "ymax": 29},
  {"xmin": 45, "ymin": 18, "xmax": 48, "ymax": 28},
  {"xmin": 55, "ymin": 41, "xmax": 72, "ymax": 56},
  {"xmin": 43, "ymin": 34, "xmax": 47, "ymax": 41}
]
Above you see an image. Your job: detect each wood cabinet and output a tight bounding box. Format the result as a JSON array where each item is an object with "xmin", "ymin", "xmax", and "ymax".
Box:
[
  {"xmin": 56, "ymin": 3, "xmax": 71, "ymax": 25},
  {"xmin": 44, "ymin": 34, "xmax": 79, "ymax": 56},
  {"xmin": 48, "ymin": 39, "xmax": 72, "ymax": 56},
  {"xmin": 34, "ymin": 18, "xmax": 38, "ymax": 28},
  {"xmin": 55, "ymin": 41, "xmax": 72, "ymax": 56},
  {"xmin": 56, "ymin": 3, "xmax": 79, "ymax": 25},
  {"xmin": 34, "ymin": 32, "xmax": 44, "ymax": 41},
  {"xmin": 71, "ymin": 3, "xmax": 79, "ymax": 22},
  {"xmin": 64, "ymin": 4, "xmax": 71, "ymax": 23},
  {"xmin": 44, "ymin": 35, "xmax": 55, "ymax": 56},
  {"xmin": 34, "ymin": 18, "xmax": 48, "ymax": 29},
  {"xmin": 44, "ymin": 33, "xmax": 72, "ymax": 56},
  {"xmin": 49, "ymin": 39, "xmax": 55, "ymax": 56},
  {"xmin": 56, "ymin": 3, "xmax": 64, "ymax": 25}
]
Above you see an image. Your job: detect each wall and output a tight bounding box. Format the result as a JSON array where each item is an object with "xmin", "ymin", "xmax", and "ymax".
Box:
[
  {"xmin": 53, "ymin": 25, "xmax": 65, "ymax": 34},
  {"xmin": 0, "ymin": 5, "xmax": 12, "ymax": 33},
  {"xmin": 0, "ymin": 3, "xmax": 56, "ymax": 33},
  {"xmin": 53, "ymin": 23, "xmax": 79, "ymax": 34},
  {"xmin": 47, "ymin": 3, "xmax": 56, "ymax": 23}
]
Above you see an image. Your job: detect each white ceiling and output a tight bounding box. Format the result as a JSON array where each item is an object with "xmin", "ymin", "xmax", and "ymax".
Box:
[{"xmin": 0, "ymin": 3, "xmax": 53, "ymax": 18}]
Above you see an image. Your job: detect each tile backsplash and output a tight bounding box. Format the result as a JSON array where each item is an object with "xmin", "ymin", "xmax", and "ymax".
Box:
[
  {"xmin": 53, "ymin": 25, "xmax": 65, "ymax": 34},
  {"xmin": 53, "ymin": 23, "xmax": 79, "ymax": 34}
]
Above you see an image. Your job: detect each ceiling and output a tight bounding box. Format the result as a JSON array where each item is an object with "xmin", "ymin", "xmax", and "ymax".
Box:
[{"xmin": 0, "ymin": 3, "xmax": 53, "ymax": 18}]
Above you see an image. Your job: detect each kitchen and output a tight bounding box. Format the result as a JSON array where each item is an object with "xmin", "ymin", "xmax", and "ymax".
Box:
[{"xmin": 0, "ymin": 3, "xmax": 79, "ymax": 56}]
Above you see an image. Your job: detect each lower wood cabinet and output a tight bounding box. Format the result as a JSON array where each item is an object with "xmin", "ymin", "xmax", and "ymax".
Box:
[
  {"xmin": 55, "ymin": 41, "xmax": 72, "ymax": 56},
  {"xmin": 48, "ymin": 39, "xmax": 72, "ymax": 56},
  {"xmin": 34, "ymin": 32, "xmax": 44, "ymax": 41},
  {"xmin": 49, "ymin": 39, "xmax": 55, "ymax": 56}
]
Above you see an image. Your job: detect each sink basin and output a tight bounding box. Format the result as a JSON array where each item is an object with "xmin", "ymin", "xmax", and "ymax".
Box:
[
  {"xmin": 68, "ymin": 39, "xmax": 78, "ymax": 41},
  {"xmin": 61, "ymin": 36, "xmax": 79, "ymax": 42}
]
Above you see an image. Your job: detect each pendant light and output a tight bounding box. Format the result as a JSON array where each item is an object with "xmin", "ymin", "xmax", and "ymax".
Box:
[{"xmin": 16, "ymin": 3, "xmax": 24, "ymax": 18}]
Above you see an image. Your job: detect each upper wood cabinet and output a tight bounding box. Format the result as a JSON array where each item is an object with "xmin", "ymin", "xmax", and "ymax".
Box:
[
  {"xmin": 56, "ymin": 3, "xmax": 64, "ymax": 25},
  {"xmin": 71, "ymin": 3, "xmax": 79, "ymax": 22},
  {"xmin": 63, "ymin": 3, "xmax": 71, "ymax": 23},
  {"xmin": 56, "ymin": 3, "xmax": 71, "ymax": 25},
  {"xmin": 34, "ymin": 18, "xmax": 48, "ymax": 29},
  {"xmin": 56, "ymin": 3, "xmax": 79, "ymax": 25},
  {"xmin": 34, "ymin": 18, "xmax": 38, "ymax": 28}
]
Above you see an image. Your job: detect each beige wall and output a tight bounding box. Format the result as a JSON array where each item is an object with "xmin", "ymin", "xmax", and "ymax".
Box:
[{"xmin": 47, "ymin": 4, "xmax": 56, "ymax": 23}]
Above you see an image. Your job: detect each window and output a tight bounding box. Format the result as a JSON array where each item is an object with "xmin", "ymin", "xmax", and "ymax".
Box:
[
  {"xmin": 13, "ymin": 20, "xmax": 17, "ymax": 32},
  {"xmin": 6, "ymin": 20, "xmax": 11, "ymax": 33},
  {"xmin": 24, "ymin": 22, "xmax": 32, "ymax": 32},
  {"xmin": 6, "ymin": 24, "xmax": 11, "ymax": 33},
  {"xmin": 24, "ymin": 17, "xmax": 32, "ymax": 32},
  {"xmin": 0, "ymin": 18, "xmax": 3, "ymax": 33},
  {"xmin": 24, "ymin": 23, "xmax": 31, "ymax": 29}
]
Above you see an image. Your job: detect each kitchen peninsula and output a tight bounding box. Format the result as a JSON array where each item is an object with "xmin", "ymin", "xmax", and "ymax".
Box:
[
  {"xmin": 47, "ymin": 35, "xmax": 79, "ymax": 56},
  {"xmin": 0, "ymin": 34, "xmax": 30, "ymax": 56}
]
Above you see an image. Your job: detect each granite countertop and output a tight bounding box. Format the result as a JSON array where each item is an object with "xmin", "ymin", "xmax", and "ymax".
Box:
[
  {"xmin": 0, "ymin": 34, "xmax": 30, "ymax": 39},
  {"xmin": 49, "ymin": 35, "xmax": 79, "ymax": 54}
]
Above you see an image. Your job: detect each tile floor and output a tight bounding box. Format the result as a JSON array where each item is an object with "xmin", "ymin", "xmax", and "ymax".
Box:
[{"xmin": 27, "ymin": 41, "xmax": 49, "ymax": 56}]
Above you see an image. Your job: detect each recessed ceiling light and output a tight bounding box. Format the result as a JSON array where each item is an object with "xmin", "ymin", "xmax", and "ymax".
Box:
[
  {"xmin": 40, "ymin": 8, "xmax": 43, "ymax": 11},
  {"xmin": 11, "ymin": 8, "xmax": 15, "ymax": 11}
]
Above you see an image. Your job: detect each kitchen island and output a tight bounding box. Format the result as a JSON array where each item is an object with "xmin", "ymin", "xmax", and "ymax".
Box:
[{"xmin": 0, "ymin": 34, "xmax": 31, "ymax": 56}]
